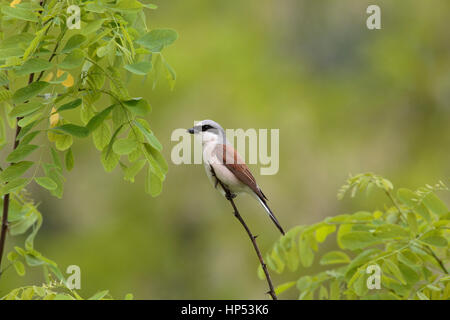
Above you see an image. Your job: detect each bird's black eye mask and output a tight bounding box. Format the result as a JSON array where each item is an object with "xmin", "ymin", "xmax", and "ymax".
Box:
[
  {"xmin": 201, "ymin": 124, "xmax": 214, "ymax": 131},
  {"xmin": 188, "ymin": 124, "xmax": 216, "ymax": 134}
]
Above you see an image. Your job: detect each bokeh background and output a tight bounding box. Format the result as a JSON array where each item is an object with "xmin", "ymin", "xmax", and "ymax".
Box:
[{"xmin": 2, "ymin": 0, "xmax": 450, "ymax": 299}]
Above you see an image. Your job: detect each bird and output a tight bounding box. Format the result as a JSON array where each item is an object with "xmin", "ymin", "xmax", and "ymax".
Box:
[{"xmin": 188, "ymin": 120, "xmax": 285, "ymax": 235}]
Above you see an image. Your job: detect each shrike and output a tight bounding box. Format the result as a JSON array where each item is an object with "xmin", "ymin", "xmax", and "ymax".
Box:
[{"xmin": 188, "ymin": 120, "xmax": 285, "ymax": 235}]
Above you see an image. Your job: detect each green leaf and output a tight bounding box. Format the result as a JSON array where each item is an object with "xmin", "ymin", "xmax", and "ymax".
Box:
[
  {"xmin": 374, "ymin": 224, "xmax": 409, "ymax": 239},
  {"xmin": 20, "ymin": 131, "xmax": 40, "ymax": 145},
  {"xmin": 123, "ymin": 98, "xmax": 151, "ymax": 116},
  {"xmin": 55, "ymin": 134, "xmax": 73, "ymax": 151},
  {"xmin": 0, "ymin": 161, "xmax": 34, "ymax": 183},
  {"xmin": 61, "ymin": 35, "xmax": 87, "ymax": 54},
  {"xmin": 296, "ymin": 275, "xmax": 312, "ymax": 291},
  {"xmin": 320, "ymin": 251, "xmax": 351, "ymax": 265},
  {"xmin": 275, "ymin": 281, "xmax": 296, "ymax": 295},
  {"xmin": 136, "ymin": 29, "xmax": 178, "ymax": 52},
  {"xmin": 59, "ymin": 49, "xmax": 85, "ymax": 69},
  {"xmin": 145, "ymin": 166, "xmax": 162, "ymax": 197},
  {"xmin": 13, "ymin": 260, "xmax": 26, "ymax": 276},
  {"xmin": 57, "ymin": 99, "xmax": 82, "ymax": 112},
  {"xmin": 9, "ymin": 102, "xmax": 42, "ymax": 118},
  {"xmin": 163, "ymin": 60, "xmax": 176, "ymax": 89},
  {"xmin": 114, "ymin": 0, "xmax": 143, "ymax": 12},
  {"xmin": 1, "ymin": 178, "xmax": 30, "ymax": 195},
  {"xmin": 329, "ymin": 280, "xmax": 340, "ymax": 300},
  {"xmin": 113, "ymin": 138, "xmax": 138, "ymax": 155},
  {"xmin": 383, "ymin": 259, "xmax": 406, "ymax": 285},
  {"xmin": 315, "ymin": 224, "xmax": 336, "ymax": 243},
  {"xmin": 407, "ymin": 212, "xmax": 418, "ymax": 234},
  {"xmin": 398, "ymin": 261, "xmax": 420, "ymax": 284},
  {"xmin": 134, "ymin": 120, "xmax": 162, "ymax": 151},
  {"xmin": 6, "ymin": 144, "xmax": 39, "ymax": 162},
  {"xmin": 337, "ymin": 224, "xmax": 352, "ymax": 249},
  {"xmin": 397, "ymin": 188, "xmax": 431, "ymax": 222},
  {"xmin": 86, "ymin": 105, "xmax": 115, "ymax": 132},
  {"xmin": 23, "ymin": 24, "xmax": 49, "ymax": 61},
  {"xmin": 124, "ymin": 61, "xmax": 152, "ymax": 75},
  {"xmin": 353, "ymin": 270, "xmax": 368, "ymax": 297},
  {"xmin": 0, "ymin": 117, "xmax": 5, "ymax": 150},
  {"xmin": 15, "ymin": 58, "xmax": 52, "ymax": 76},
  {"xmin": 52, "ymin": 146, "xmax": 64, "ymax": 169},
  {"xmin": 422, "ymin": 192, "xmax": 448, "ymax": 216},
  {"xmin": 105, "ymin": 124, "xmax": 124, "ymax": 158},
  {"xmin": 65, "ymin": 148, "xmax": 74, "ymax": 171},
  {"xmin": 142, "ymin": 143, "xmax": 167, "ymax": 179},
  {"xmin": 41, "ymin": 163, "xmax": 65, "ymax": 199},
  {"xmin": 0, "ymin": 72, "xmax": 9, "ymax": 86},
  {"xmin": 92, "ymin": 122, "xmax": 111, "ymax": 151},
  {"xmin": 416, "ymin": 291, "xmax": 429, "ymax": 300},
  {"xmin": 397, "ymin": 188, "xmax": 416, "ymax": 207},
  {"xmin": 88, "ymin": 290, "xmax": 109, "ymax": 300},
  {"xmin": 18, "ymin": 112, "xmax": 42, "ymax": 127},
  {"xmin": 101, "ymin": 146, "xmax": 120, "ymax": 172},
  {"xmin": 52, "ymin": 124, "xmax": 90, "ymax": 138},
  {"xmin": 124, "ymin": 159, "xmax": 146, "ymax": 183},
  {"xmin": 319, "ymin": 285, "xmax": 328, "ymax": 300},
  {"xmin": 420, "ymin": 231, "xmax": 448, "ymax": 247},
  {"xmin": 298, "ymin": 237, "xmax": 314, "ymax": 267},
  {"xmin": 7, "ymin": 251, "xmax": 19, "ymax": 262},
  {"xmin": 124, "ymin": 293, "xmax": 134, "ymax": 300},
  {"xmin": 0, "ymin": 88, "xmax": 12, "ymax": 102},
  {"xmin": 82, "ymin": 19, "xmax": 106, "ymax": 35},
  {"xmin": 50, "ymin": 149, "xmax": 61, "ymax": 169},
  {"xmin": 17, "ymin": 119, "xmax": 43, "ymax": 140},
  {"xmin": 1, "ymin": 6, "xmax": 38, "ymax": 22},
  {"xmin": 12, "ymin": 81, "xmax": 49, "ymax": 104},
  {"xmin": 34, "ymin": 177, "xmax": 57, "ymax": 190},
  {"xmin": 340, "ymin": 231, "xmax": 379, "ymax": 250}
]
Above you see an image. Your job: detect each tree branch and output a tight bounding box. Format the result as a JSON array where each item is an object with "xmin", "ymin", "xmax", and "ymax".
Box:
[
  {"xmin": 0, "ymin": 73, "xmax": 34, "ymax": 275},
  {"xmin": 211, "ymin": 168, "xmax": 277, "ymax": 300}
]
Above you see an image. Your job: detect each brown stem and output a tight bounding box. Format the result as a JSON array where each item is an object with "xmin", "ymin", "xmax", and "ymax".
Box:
[
  {"xmin": 211, "ymin": 168, "xmax": 277, "ymax": 300},
  {"xmin": 425, "ymin": 246, "xmax": 448, "ymax": 274},
  {"xmin": 0, "ymin": 73, "xmax": 34, "ymax": 275}
]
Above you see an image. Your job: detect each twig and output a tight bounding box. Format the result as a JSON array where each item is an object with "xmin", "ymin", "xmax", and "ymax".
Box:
[
  {"xmin": 0, "ymin": 73, "xmax": 34, "ymax": 275},
  {"xmin": 211, "ymin": 167, "xmax": 277, "ymax": 300},
  {"xmin": 424, "ymin": 246, "xmax": 448, "ymax": 274}
]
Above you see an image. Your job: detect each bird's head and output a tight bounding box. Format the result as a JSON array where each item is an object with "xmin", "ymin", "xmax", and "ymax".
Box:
[{"xmin": 187, "ymin": 119, "xmax": 226, "ymax": 144}]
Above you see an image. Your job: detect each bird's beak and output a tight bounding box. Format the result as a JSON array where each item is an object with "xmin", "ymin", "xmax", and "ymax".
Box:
[{"xmin": 187, "ymin": 127, "xmax": 195, "ymax": 134}]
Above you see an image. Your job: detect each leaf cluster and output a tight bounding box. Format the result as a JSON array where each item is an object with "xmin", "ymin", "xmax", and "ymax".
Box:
[{"xmin": 262, "ymin": 173, "xmax": 450, "ymax": 300}]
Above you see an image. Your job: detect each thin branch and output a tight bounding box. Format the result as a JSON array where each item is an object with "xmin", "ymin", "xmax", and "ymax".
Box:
[
  {"xmin": 211, "ymin": 167, "xmax": 277, "ymax": 300},
  {"xmin": 424, "ymin": 246, "xmax": 448, "ymax": 274},
  {"xmin": 385, "ymin": 190, "xmax": 408, "ymax": 224},
  {"xmin": 0, "ymin": 73, "xmax": 35, "ymax": 275},
  {"xmin": 36, "ymin": 26, "xmax": 66, "ymax": 82}
]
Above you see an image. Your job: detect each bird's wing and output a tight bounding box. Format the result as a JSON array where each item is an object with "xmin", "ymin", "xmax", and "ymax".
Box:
[{"xmin": 214, "ymin": 144, "xmax": 266, "ymax": 200}]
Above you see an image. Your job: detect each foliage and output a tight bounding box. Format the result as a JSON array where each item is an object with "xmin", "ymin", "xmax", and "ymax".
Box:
[
  {"xmin": 261, "ymin": 173, "xmax": 450, "ymax": 300},
  {"xmin": 2, "ymin": 279, "xmax": 133, "ymax": 300},
  {"xmin": 0, "ymin": 0, "xmax": 176, "ymax": 298}
]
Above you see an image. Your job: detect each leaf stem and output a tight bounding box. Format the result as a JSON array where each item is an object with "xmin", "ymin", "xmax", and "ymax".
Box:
[
  {"xmin": 424, "ymin": 246, "xmax": 448, "ymax": 274},
  {"xmin": 0, "ymin": 73, "xmax": 35, "ymax": 276}
]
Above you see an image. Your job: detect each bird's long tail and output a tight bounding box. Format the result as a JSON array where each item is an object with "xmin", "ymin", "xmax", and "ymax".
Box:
[{"xmin": 256, "ymin": 196, "xmax": 285, "ymax": 235}]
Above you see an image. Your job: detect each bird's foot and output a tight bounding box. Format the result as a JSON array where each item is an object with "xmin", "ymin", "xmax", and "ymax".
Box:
[{"xmin": 225, "ymin": 192, "xmax": 236, "ymax": 201}]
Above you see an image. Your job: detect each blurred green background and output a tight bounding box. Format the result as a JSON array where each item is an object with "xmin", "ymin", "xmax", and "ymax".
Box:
[{"xmin": 2, "ymin": 0, "xmax": 450, "ymax": 299}]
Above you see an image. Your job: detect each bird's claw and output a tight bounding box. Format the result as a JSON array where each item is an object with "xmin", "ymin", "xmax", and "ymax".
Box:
[{"xmin": 225, "ymin": 192, "xmax": 236, "ymax": 201}]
